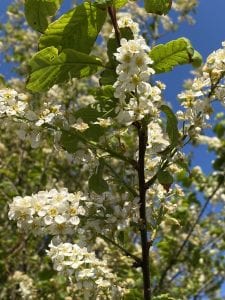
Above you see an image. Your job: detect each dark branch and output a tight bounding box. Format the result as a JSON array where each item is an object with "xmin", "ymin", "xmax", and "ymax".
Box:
[
  {"xmin": 137, "ymin": 123, "xmax": 152, "ymax": 300},
  {"xmin": 107, "ymin": 6, "xmax": 121, "ymax": 46}
]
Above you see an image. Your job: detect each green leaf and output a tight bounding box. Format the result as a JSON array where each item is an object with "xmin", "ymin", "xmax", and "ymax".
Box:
[
  {"xmin": 94, "ymin": 0, "xmax": 112, "ymax": 8},
  {"xmin": 60, "ymin": 89, "xmax": 117, "ymax": 154},
  {"xmin": 144, "ymin": 0, "xmax": 172, "ymax": 15},
  {"xmin": 89, "ymin": 159, "xmax": 109, "ymax": 194},
  {"xmin": 214, "ymin": 123, "xmax": 225, "ymax": 138},
  {"xmin": 60, "ymin": 131, "xmax": 81, "ymax": 153},
  {"xmin": 161, "ymin": 105, "xmax": 179, "ymax": 147},
  {"xmin": 73, "ymin": 97, "xmax": 116, "ymax": 141},
  {"xmin": 91, "ymin": 85, "xmax": 118, "ymax": 117},
  {"xmin": 38, "ymin": 269, "xmax": 55, "ymax": 280},
  {"xmin": 25, "ymin": 0, "xmax": 63, "ymax": 33},
  {"xmin": 84, "ymin": 125, "xmax": 106, "ymax": 142},
  {"xmin": 60, "ymin": 125, "xmax": 105, "ymax": 154},
  {"xmin": 191, "ymin": 50, "xmax": 203, "ymax": 68},
  {"xmin": 94, "ymin": 0, "xmax": 127, "ymax": 10},
  {"xmin": 114, "ymin": 0, "xmax": 128, "ymax": 9},
  {"xmin": 75, "ymin": 106, "xmax": 102, "ymax": 123},
  {"xmin": 150, "ymin": 38, "xmax": 203, "ymax": 73},
  {"xmin": 99, "ymin": 68, "xmax": 117, "ymax": 85},
  {"xmin": 88, "ymin": 173, "xmax": 109, "ymax": 194},
  {"xmin": 26, "ymin": 46, "xmax": 103, "ymax": 92},
  {"xmin": 164, "ymin": 216, "xmax": 180, "ymax": 226},
  {"xmin": 75, "ymin": 88, "xmax": 117, "ymax": 122},
  {"xmin": 157, "ymin": 170, "xmax": 173, "ymax": 185},
  {"xmin": 39, "ymin": 2, "xmax": 107, "ymax": 53},
  {"xmin": 60, "ymin": 120, "xmax": 105, "ymax": 156}
]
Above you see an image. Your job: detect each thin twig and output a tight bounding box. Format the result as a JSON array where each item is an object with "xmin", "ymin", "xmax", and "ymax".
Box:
[
  {"xmin": 98, "ymin": 233, "xmax": 142, "ymax": 265},
  {"xmin": 103, "ymin": 159, "xmax": 138, "ymax": 197},
  {"xmin": 154, "ymin": 178, "xmax": 224, "ymax": 292}
]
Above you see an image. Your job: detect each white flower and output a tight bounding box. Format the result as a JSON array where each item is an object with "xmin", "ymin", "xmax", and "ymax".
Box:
[
  {"xmin": 147, "ymin": 121, "xmax": 170, "ymax": 153},
  {"xmin": 35, "ymin": 104, "xmax": 62, "ymax": 126},
  {"xmin": 94, "ymin": 117, "xmax": 112, "ymax": 127},
  {"xmin": 113, "ymin": 36, "xmax": 163, "ymax": 124},
  {"xmin": 71, "ymin": 118, "xmax": 89, "ymax": 132},
  {"xmin": 9, "ymin": 271, "xmax": 37, "ymax": 299},
  {"xmin": 0, "ymin": 88, "xmax": 28, "ymax": 117},
  {"xmin": 47, "ymin": 241, "xmax": 120, "ymax": 297},
  {"xmin": 197, "ymin": 135, "xmax": 222, "ymax": 150},
  {"xmin": 117, "ymin": 15, "xmax": 140, "ymax": 37},
  {"xmin": 8, "ymin": 188, "xmax": 86, "ymax": 236}
]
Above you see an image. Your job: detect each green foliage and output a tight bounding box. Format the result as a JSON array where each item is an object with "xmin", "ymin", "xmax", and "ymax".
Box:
[
  {"xmin": 150, "ymin": 38, "xmax": 203, "ymax": 73},
  {"xmin": 60, "ymin": 87, "xmax": 117, "ymax": 153},
  {"xmin": 94, "ymin": 0, "xmax": 128, "ymax": 9},
  {"xmin": 74, "ymin": 87, "xmax": 116, "ymax": 132},
  {"xmin": 100, "ymin": 68, "xmax": 117, "ymax": 85},
  {"xmin": 157, "ymin": 170, "xmax": 174, "ymax": 186},
  {"xmin": 144, "ymin": 0, "xmax": 172, "ymax": 15},
  {"xmin": 26, "ymin": 47, "xmax": 103, "ymax": 92},
  {"xmin": 39, "ymin": 2, "xmax": 107, "ymax": 54},
  {"xmin": 191, "ymin": 50, "xmax": 203, "ymax": 68},
  {"xmin": 157, "ymin": 169, "xmax": 174, "ymax": 192},
  {"xmin": 113, "ymin": 0, "xmax": 128, "ymax": 9},
  {"xmin": 214, "ymin": 120, "xmax": 225, "ymax": 138},
  {"xmin": 24, "ymin": 0, "xmax": 63, "ymax": 33},
  {"xmin": 88, "ymin": 173, "xmax": 109, "ymax": 194},
  {"xmin": 60, "ymin": 131, "xmax": 81, "ymax": 153},
  {"xmin": 89, "ymin": 159, "xmax": 109, "ymax": 194},
  {"xmin": 161, "ymin": 105, "xmax": 179, "ymax": 147}
]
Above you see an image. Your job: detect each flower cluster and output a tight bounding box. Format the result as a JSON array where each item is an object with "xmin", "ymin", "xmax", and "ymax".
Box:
[
  {"xmin": 0, "ymin": 88, "xmax": 28, "ymax": 117},
  {"xmin": 117, "ymin": 14, "xmax": 140, "ymax": 37},
  {"xmin": 113, "ymin": 37, "xmax": 162, "ymax": 124},
  {"xmin": 173, "ymin": 0, "xmax": 198, "ymax": 24},
  {"xmin": 32, "ymin": 103, "xmax": 63, "ymax": 127},
  {"xmin": 82, "ymin": 191, "xmax": 139, "ymax": 241},
  {"xmin": 0, "ymin": 85, "xmax": 65, "ymax": 149},
  {"xmin": 8, "ymin": 188, "xmax": 86, "ymax": 235},
  {"xmin": 114, "ymin": 38, "xmax": 154, "ymax": 99},
  {"xmin": 8, "ymin": 271, "xmax": 37, "ymax": 300},
  {"xmin": 176, "ymin": 42, "xmax": 225, "ymax": 138},
  {"xmin": 204, "ymin": 42, "xmax": 225, "ymax": 77},
  {"xmin": 47, "ymin": 242, "xmax": 123, "ymax": 299}
]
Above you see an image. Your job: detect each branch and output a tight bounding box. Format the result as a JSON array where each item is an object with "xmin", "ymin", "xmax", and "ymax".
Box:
[
  {"xmin": 98, "ymin": 233, "xmax": 142, "ymax": 266},
  {"xmin": 102, "ymin": 159, "xmax": 138, "ymax": 197},
  {"xmin": 107, "ymin": 6, "xmax": 121, "ymax": 45},
  {"xmin": 154, "ymin": 178, "xmax": 224, "ymax": 292},
  {"xmin": 6, "ymin": 235, "xmax": 30, "ymax": 257},
  {"xmin": 137, "ymin": 123, "xmax": 152, "ymax": 300},
  {"xmin": 194, "ymin": 274, "xmax": 224, "ymax": 299}
]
